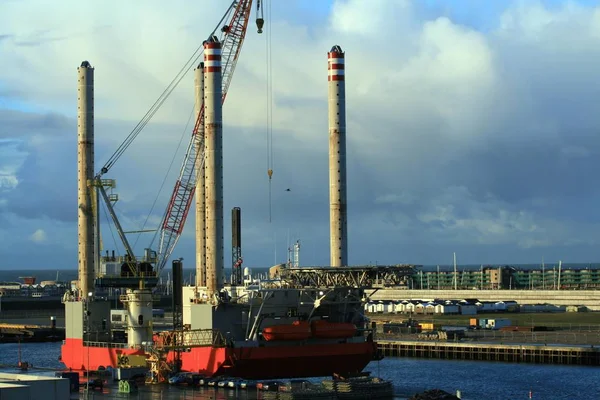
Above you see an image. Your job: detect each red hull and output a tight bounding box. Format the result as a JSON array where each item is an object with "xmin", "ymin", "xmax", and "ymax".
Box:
[
  {"xmin": 223, "ymin": 341, "xmax": 375, "ymax": 379},
  {"xmin": 61, "ymin": 338, "xmax": 146, "ymax": 371},
  {"xmin": 61, "ymin": 338, "xmax": 376, "ymax": 379}
]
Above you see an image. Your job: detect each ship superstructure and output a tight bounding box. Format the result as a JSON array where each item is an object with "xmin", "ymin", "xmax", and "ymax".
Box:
[{"xmin": 158, "ymin": 273, "xmax": 376, "ymax": 380}]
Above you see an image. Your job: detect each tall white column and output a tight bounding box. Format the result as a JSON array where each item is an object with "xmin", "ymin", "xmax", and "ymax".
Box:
[
  {"xmin": 328, "ymin": 46, "xmax": 347, "ymax": 267},
  {"xmin": 204, "ymin": 38, "xmax": 224, "ymax": 295},
  {"xmin": 77, "ymin": 61, "xmax": 95, "ymax": 296},
  {"xmin": 195, "ymin": 62, "xmax": 206, "ymax": 287}
]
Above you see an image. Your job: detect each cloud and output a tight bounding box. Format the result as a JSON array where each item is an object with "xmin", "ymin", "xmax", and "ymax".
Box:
[
  {"xmin": 375, "ymin": 193, "xmax": 416, "ymax": 206},
  {"xmin": 29, "ymin": 228, "xmax": 47, "ymax": 243},
  {"xmin": 2, "ymin": 0, "xmax": 600, "ymax": 268},
  {"xmin": 561, "ymin": 146, "xmax": 591, "ymax": 158},
  {"xmin": 0, "ymin": 175, "xmax": 18, "ymax": 190}
]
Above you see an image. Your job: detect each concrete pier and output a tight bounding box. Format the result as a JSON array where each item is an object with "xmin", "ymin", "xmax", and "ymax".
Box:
[{"xmin": 378, "ymin": 340, "xmax": 600, "ymax": 365}]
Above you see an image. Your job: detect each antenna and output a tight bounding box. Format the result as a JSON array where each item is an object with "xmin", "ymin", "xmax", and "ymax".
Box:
[
  {"xmin": 453, "ymin": 252, "xmax": 457, "ymax": 290},
  {"xmin": 542, "ymin": 256, "xmax": 545, "ymax": 290}
]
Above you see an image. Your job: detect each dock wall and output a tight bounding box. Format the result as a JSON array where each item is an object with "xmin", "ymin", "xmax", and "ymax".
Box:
[
  {"xmin": 377, "ymin": 340, "xmax": 600, "ymax": 365},
  {"xmin": 0, "ymin": 372, "xmax": 70, "ymax": 400}
]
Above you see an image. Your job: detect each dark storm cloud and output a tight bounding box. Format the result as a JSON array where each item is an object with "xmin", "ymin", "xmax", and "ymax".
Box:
[
  {"xmin": 0, "ymin": 109, "xmax": 72, "ymax": 138},
  {"xmin": 0, "ymin": 109, "xmax": 113, "ymax": 223},
  {"xmin": 453, "ymin": 140, "xmax": 600, "ymax": 207}
]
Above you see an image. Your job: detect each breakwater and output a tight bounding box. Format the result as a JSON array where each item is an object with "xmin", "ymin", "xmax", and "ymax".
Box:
[
  {"xmin": 378, "ymin": 340, "xmax": 600, "ymax": 365},
  {"xmin": 0, "ymin": 323, "xmax": 65, "ymax": 343}
]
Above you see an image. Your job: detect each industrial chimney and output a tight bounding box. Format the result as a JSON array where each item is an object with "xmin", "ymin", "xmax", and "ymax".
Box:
[
  {"xmin": 195, "ymin": 62, "xmax": 206, "ymax": 287},
  {"xmin": 77, "ymin": 61, "xmax": 95, "ymax": 296},
  {"xmin": 328, "ymin": 45, "xmax": 347, "ymax": 267},
  {"xmin": 231, "ymin": 207, "xmax": 242, "ymax": 285},
  {"xmin": 203, "ymin": 37, "xmax": 224, "ymax": 295}
]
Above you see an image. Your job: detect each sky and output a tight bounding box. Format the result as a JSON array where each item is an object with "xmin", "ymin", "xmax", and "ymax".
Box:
[{"xmin": 1, "ymin": 0, "xmax": 600, "ymax": 270}]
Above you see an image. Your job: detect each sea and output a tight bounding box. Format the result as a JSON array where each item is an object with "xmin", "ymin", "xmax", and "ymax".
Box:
[{"xmin": 0, "ymin": 341, "xmax": 598, "ymax": 399}]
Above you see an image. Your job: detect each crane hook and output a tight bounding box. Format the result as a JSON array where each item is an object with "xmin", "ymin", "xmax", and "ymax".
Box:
[
  {"xmin": 256, "ymin": 18, "xmax": 264, "ymax": 34},
  {"xmin": 256, "ymin": 0, "xmax": 264, "ymax": 34}
]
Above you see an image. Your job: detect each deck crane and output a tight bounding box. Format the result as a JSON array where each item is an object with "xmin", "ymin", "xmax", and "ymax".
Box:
[{"xmin": 94, "ymin": 0, "xmax": 264, "ymax": 279}]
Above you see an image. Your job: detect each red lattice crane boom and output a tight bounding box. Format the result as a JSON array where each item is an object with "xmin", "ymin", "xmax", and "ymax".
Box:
[{"xmin": 156, "ymin": 0, "xmax": 261, "ymax": 274}]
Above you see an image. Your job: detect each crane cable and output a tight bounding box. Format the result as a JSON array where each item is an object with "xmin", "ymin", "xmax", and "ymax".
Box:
[
  {"xmin": 99, "ymin": 47, "xmax": 204, "ymax": 177},
  {"xmin": 97, "ymin": 1, "xmax": 238, "ymax": 177},
  {"xmin": 135, "ymin": 104, "xmax": 197, "ymax": 252},
  {"xmin": 265, "ymin": 0, "xmax": 274, "ymax": 223}
]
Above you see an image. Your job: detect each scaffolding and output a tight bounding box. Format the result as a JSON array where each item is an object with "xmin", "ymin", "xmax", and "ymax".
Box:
[
  {"xmin": 281, "ymin": 265, "xmax": 416, "ymax": 288},
  {"xmin": 145, "ymin": 329, "xmax": 227, "ymax": 384},
  {"xmin": 154, "ymin": 329, "xmax": 226, "ymax": 350},
  {"xmin": 146, "ymin": 348, "xmax": 172, "ymax": 384}
]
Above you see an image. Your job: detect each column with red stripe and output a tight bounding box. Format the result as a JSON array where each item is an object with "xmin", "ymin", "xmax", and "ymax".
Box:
[
  {"xmin": 203, "ymin": 37, "xmax": 224, "ymax": 296},
  {"xmin": 328, "ymin": 45, "xmax": 347, "ymax": 267}
]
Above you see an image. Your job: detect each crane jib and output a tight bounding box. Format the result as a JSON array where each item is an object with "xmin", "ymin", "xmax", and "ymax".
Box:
[{"xmin": 156, "ymin": 0, "xmax": 256, "ymax": 274}]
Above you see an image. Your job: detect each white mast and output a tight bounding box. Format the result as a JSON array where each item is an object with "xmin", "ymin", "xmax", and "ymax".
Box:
[
  {"xmin": 453, "ymin": 252, "xmax": 457, "ymax": 290},
  {"xmin": 542, "ymin": 256, "xmax": 545, "ymax": 290},
  {"xmin": 558, "ymin": 260, "xmax": 562, "ymax": 290}
]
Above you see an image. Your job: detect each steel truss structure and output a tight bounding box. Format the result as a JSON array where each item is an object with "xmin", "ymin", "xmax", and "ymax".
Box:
[{"xmin": 281, "ymin": 265, "xmax": 418, "ymax": 288}]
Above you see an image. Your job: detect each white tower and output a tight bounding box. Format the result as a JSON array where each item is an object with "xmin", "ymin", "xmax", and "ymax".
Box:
[
  {"xmin": 195, "ymin": 62, "xmax": 206, "ymax": 287},
  {"xmin": 122, "ymin": 289, "xmax": 153, "ymax": 347},
  {"xmin": 328, "ymin": 45, "xmax": 347, "ymax": 267},
  {"xmin": 77, "ymin": 61, "xmax": 95, "ymax": 296},
  {"xmin": 204, "ymin": 37, "xmax": 224, "ymax": 296}
]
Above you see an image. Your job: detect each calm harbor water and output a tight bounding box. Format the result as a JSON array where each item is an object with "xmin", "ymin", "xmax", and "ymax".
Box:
[{"xmin": 0, "ymin": 342, "xmax": 599, "ymax": 399}]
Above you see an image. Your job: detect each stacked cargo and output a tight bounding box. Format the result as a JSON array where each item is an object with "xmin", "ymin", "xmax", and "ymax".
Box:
[{"xmin": 476, "ymin": 318, "xmax": 512, "ymax": 329}]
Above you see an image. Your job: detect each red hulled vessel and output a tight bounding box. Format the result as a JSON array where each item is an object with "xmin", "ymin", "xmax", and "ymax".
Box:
[
  {"xmin": 61, "ymin": 284, "xmax": 377, "ymax": 380},
  {"xmin": 61, "ymin": 337, "xmax": 376, "ymax": 379}
]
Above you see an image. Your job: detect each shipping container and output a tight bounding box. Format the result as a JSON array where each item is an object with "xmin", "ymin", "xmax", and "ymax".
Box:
[
  {"xmin": 486, "ymin": 318, "xmax": 511, "ymax": 330},
  {"xmin": 441, "ymin": 326, "xmax": 468, "ymax": 332},
  {"xmin": 419, "ymin": 323, "xmax": 435, "ymax": 331}
]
